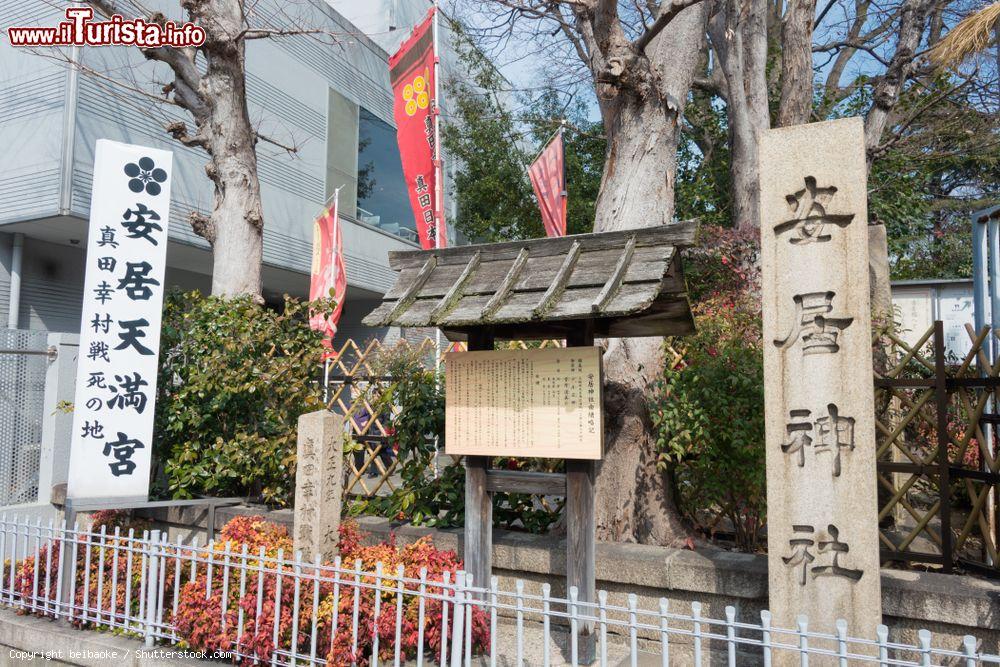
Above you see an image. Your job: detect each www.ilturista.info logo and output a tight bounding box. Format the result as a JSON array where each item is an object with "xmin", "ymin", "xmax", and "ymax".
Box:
[{"xmin": 6, "ymin": 7, "xmax": 205, "ymax": 48}]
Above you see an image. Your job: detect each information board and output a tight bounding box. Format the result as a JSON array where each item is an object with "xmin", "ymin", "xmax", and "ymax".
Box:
[{"xmin": 445, "ymin": 347, "xmax": 603, "ymax": 459}]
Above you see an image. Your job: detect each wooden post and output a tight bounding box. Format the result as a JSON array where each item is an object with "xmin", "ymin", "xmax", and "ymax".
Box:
[
  {"xmin": 464, "ymin": 328, "xmax": 494, "ymax": 594},
  {"xmin": 566, "ymin": 325, "xmax": 596, "ymax": 664},
  {"xmin": 934, "ymin": 320, "xmax": 953, "ymax": 573}
]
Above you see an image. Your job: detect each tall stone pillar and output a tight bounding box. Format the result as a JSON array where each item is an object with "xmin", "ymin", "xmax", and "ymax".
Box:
[
  {"xmin": 293, "ymin": 410, "xmax": 344, "ymax": 561},
  {"xmin": 758, "ymin": 118, "xmax": 882, "ymax": 651}
]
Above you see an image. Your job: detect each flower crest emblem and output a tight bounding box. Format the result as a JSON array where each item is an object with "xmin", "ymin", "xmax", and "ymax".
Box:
[{"xmin": 124, "ymin": 157, "xmax": 168, "ymax": 196}]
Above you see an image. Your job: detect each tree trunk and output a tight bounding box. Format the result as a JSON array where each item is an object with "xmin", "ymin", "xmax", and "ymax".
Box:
[
  {"xmin": 593, "ymin": 101, "xmax": 682, "ymax": 229},
  {"xmin": 777, "ymin": 0, "xmax": 817, "ymax": 126},
  {"xmin": 863, "ymin": 0, "xmax": 934, "ymax": 158},
  {"xmin": 709, "ymin": 0, "xmax": 769, "ymax": 232},
  {"xmin": 590, "ymin": 2, "xmax": 708, "ymax": 545},
  {"xmin": 189, "ymin": 0, "xmax": 265, "ymax": 298},
  {"xmin": 197, "ymin": 57, "xmax": 265, "ymax": 298},
  {"xmin": 592, "ymin": 97, "xmax": 688, "ymax": 544},
  {"xmin": 88, "ymin": 0, "xmax": 268, "ymax": 299}
]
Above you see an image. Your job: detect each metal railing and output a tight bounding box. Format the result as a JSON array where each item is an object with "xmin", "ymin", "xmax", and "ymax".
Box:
[{"xmin": 0, "ymin": 514, "xmax": 996, "ymax": 666}]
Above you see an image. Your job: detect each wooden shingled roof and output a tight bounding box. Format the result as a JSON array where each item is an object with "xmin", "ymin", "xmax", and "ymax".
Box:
[{"xmin": 362, "ymin": 220, "xmax": 698, "ymax": 340}]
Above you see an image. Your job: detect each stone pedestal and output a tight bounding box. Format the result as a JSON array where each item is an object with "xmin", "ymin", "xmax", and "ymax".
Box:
[
  {"xmin": 293, "ymin": 410, "xmax": 344, "ymax": 561},
  {"xmin": 758, "ymin": 118, "xmax": 882, "ymax": 652}
]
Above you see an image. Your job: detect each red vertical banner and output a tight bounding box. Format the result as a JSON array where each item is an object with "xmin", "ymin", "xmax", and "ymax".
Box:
[
  {"xmin": 309, "ymin": 195, "xmax": 346, "ymax": 356},
  {"xmin": 389, "ymin": 9, "xmax": 446, "ymax": 249},
  {"xmin": 528, "ymin": 131, "xmax": 567, "ymax": 237}
]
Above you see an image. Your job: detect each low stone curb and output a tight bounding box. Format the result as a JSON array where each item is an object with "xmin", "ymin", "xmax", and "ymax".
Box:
[{"xmin": 0, "ymin": 608, "xmax": 215, "ymax": 666}]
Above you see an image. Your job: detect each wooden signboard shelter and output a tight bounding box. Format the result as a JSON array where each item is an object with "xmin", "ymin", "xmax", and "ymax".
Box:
[{"xmin": 364, "ymin": 221, "xmax": 697, "ymax": 660}]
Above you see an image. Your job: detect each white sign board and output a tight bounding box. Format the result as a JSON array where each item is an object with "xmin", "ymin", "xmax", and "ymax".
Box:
[
  {"xmin": 66, "ymin": 140, "xmax": 173, "ymax": 501},
  {"xmin": 939, "ymin": 284, "xmax": 976, "ymax": 360},
  {"xmin": 445, "ymin": 347, "xmax": 603, "ymax": 459},
  {"xmin": 892, "ymin": 287, "xmax": 934, "ymax": 350}
]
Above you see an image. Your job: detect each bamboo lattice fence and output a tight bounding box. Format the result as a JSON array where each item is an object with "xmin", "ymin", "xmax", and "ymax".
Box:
[{"xmin": 875, "ymin": 321, "xmax": 1000, "ymax": 576}]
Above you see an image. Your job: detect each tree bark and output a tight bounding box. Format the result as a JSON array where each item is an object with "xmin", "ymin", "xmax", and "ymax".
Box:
[
  {"xmin": 777, "ymin": 0, "xmax": 817, "ymax": 126},
  {"xmin": 863, "ymin": 0, "xmax": 934, "ymax": 159},
  {"xmin": 709, "ymin": 0, "xmax": 769, "ymax": 232},
  {"xmin": 86, "ymin": 0, "xmax": 266, "ymax": 299},
  {"xmin": 592, "ymin": 84, "xmax": 691, "ymax": 544},
  {"xmin": 180, "ymin": 0, "xmax": 265, "ymax": 298},
  {"xmin": 584, "ymin": 1, "xmax": 708, "ymax": 545}
]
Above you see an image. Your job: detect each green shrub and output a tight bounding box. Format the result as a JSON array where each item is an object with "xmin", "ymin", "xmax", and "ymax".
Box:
[
  {"xmin": 154, "ymin": 290, "xmax": 327, "ymax": 506},
  {"xmin": 650, "ymin": 227, "xmax": 766, "ymax": 551}
]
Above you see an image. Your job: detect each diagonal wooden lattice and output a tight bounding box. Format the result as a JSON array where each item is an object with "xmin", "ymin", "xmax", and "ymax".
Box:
[{"xmin": 875, "ymin": 322, "xmax": 1000, "ymax": 575}]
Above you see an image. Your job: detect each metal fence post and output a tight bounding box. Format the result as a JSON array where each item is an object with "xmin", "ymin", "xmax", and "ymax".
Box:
[
  {"xmin": 144, "ymin": 529, "xmax": 160, "ymax": 648},
  {"xmin": 450, "ymin": 571, "xmax": 466, "ymax": 667}
]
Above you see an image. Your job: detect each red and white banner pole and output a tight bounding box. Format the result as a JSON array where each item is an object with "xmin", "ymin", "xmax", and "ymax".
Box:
[{"xmin": 432, "ymin": 0, "xmax": 443, "ymax": 373}]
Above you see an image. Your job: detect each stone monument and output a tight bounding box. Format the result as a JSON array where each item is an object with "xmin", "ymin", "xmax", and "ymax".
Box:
[
  {"xmin": 758, "ymin": 117, "xmax": 882, "ymax": 650},
  {"xmin": 293, "ymin": 410, "xmax": 344, "ymax": 561}
]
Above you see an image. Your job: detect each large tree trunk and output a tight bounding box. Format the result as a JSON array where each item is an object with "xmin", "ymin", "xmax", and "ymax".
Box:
[
  {"xmin": 593, "ymin": 101, "xmax": 682, "ymax": 229},
  {"xmin": 197, "ymin": 51, "xmax": 265, "ymax": 298},
  {"xmin": 777, "ymin": 0, "xmax": 817, "ymax": 127},
  {"xmin": 589, "ymin": 2, "xmax": 708, "ymax": 545},
  {"xmin": 592, "ymin": 97, "xmax": 688, "ymax": 544},
  {"xmin": 88, "ymin": 0, "xmax": 267, "ymax": 300},
  {"xmin": 188, "ymin": 0, "xmax": 265, "ymax": 298},
  {"xmin": 709, "ymin": 0, "xmax": 769, "ymax": 232}
]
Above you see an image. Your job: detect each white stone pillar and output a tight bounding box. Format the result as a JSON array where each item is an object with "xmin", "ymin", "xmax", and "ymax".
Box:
[{"xmin": 758, "ymin": 117, "xmax": 882, "ymax": 650}]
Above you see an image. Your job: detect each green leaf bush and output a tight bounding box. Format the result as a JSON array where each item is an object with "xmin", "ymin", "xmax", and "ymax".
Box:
[
  {"xmin": 650, "ymin": 227, "xmax": 766, "ymax": 551},
  {"xmin": 154, "ymin": 291, "xmax": 326, "ymax": 506}
]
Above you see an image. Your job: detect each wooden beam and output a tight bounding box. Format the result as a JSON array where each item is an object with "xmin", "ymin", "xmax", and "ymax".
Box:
[
  {"xmin": 566, "ymin": 458, "xmax": 596, "ymax": 661},
  {"xmin": 378, "ymin": 254, "xmax": 437, "ymax": 324},
  {"xmin": 464, "ymin": 328, "xmax": 494, "ymax": 596},
  {"xmin": 485, "ymin": 470, "xmax": 567, "ymax": 495},
  {"xmin": 592, "ymin": 234, "xmax": 637, "ymax": 313},
  {"xmin": 481, "ymin": 248, "xmax": 529, "ymax": 320},
  {"xmin": 566, "ymin": 324, "xmax": 596, "ymax": 662},
  {"xmin": 430, "ymin": 251, "xmax": 481, "ymax": 322},
  {"xmin": 533, "ymin": 240, "xmax": 581, "ymax": 318}
]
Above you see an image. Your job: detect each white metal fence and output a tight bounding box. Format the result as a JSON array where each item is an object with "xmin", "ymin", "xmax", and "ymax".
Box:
[{"xmin": 0, "ymin": 515, "xmax": 997, "ymax": 666}]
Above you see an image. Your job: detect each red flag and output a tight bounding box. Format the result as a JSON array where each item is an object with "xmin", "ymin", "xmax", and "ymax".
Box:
[
  {"xmin": 389, "ymin": 8, "xmax": 446, "ymax": 249},
  {"xmin": 528, "ymin": 131, "xmax": 567, "ymax": 237},
  {"xmin": 309, "ymin": 195, "xmax": 346, "ymax": 356}
]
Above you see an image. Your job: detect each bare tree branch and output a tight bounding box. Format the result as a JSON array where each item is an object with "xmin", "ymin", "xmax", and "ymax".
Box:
[
  {"xmin": 634, "ymin": 0, "xmax": 707, "ymax": 52},
  {"xmin": 255, "ymin": 131, "xmax": 299, "ymax": 155},
  {"xmin": 864, "ymin": 0, "xmax": 937, "ymax": 156}
]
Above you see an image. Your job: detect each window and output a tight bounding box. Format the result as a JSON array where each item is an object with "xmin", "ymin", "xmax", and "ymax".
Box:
[{"xmin": 356, "ymin": 107, "xmax": 417, "ymax": 242}]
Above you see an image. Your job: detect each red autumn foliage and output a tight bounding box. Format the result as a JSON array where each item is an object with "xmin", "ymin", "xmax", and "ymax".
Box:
[
  {"xmin": 170, "ymin": 516, "xmax": 489, "ymax": 666},
  {"xmin": 11, "ymin": 513, "xmax": 488, "ymax": 665}
]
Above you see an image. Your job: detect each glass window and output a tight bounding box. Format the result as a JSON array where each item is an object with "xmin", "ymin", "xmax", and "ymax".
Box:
[{"xmin": 357, "ymin": 107, "xmax": 417, "ymax": 243}]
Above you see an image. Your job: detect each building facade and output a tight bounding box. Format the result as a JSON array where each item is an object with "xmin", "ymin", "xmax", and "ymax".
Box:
[{"xmin": 0, "ymin": 0, "xmax": 457, "ymax": 344}]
